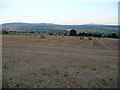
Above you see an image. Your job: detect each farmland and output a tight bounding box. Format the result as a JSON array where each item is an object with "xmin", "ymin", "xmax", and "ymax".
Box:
[{"xmin": 2, "ymin": 34, "xmax": 118, "ymax": 88}]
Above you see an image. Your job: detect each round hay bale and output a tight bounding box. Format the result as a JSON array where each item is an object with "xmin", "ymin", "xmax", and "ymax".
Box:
[
  {"xmin": 40, "ymin": 34, "xmax": 46, "ymax": 39},
  {"xmin": 80, "ymin": 36, "xmax": 84, "ymax": 40},
  {"xmin": 88, "ymin": 37, "xmax": 93, "ymax": 40}
]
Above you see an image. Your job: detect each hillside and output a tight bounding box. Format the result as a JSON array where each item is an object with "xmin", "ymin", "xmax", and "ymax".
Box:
[{"xmin": 1, "ymin": 23, "xmax": 118, "ymax": 35}]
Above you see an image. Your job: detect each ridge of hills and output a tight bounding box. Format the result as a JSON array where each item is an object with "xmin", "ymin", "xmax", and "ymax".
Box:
[{"xmin": 1, "ymin": 23, "xmax": 119, "ymax": 35}]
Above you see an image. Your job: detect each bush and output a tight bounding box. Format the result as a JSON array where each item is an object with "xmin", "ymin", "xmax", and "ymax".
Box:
[
  {"xmin": 2, "ymin": 31, "xmax": 9, "ymax": 34},
  {"xmin": 108, "ymin": 33, "xmax": 118, "ymax": 38}
]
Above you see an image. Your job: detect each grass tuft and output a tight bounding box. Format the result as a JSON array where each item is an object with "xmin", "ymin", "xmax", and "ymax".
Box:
[
  {"xmin": 64, "ymin": 74, "xmax": 69, "ymax": 77},
  {"xmin": 2, "ymin": 65, "xmax": 10, "ymax": 70},
  {"xmin": 81, "ymin": 64, "xmax": 89, "ymax": 68},
  {"xmin": 92, "ymin": 67, "xmax": 96, "ymax": 70}
]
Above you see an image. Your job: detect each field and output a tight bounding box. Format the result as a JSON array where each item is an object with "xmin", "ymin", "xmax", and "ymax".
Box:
[{"xmin": 2, "ymin": 34, "xmax": 118, "ymax": 88}]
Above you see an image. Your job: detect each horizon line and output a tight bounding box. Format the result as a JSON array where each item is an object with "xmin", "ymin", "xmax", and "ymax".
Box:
[{"xmin": 0, "ymin": 22, "xmax": 118, "ymax": 26}]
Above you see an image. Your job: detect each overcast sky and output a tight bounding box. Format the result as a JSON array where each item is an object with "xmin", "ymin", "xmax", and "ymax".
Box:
[{"xmin": 0, "ymin": 0, "xmax": 119, "ymax": 25}]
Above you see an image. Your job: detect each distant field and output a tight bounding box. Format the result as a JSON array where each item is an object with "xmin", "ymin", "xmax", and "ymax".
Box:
[{"xmin": 2, "ymin": 34, "xmax": 118, "ymax": 88}]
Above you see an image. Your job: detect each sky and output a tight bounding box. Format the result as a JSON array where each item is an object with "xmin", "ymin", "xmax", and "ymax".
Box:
[{"xmin": 0, "ymin": 0, "xmax": 119, "ymax": 25}]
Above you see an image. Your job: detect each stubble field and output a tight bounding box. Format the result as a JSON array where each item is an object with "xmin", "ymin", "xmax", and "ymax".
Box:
[{"xmin": 2, "ymin": 34, "xmax": 118, "ymax": 88}]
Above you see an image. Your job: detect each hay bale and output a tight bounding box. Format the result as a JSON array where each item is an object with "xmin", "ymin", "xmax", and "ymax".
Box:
[
  {"xmin": 80, "ymin": 37, "xmax": 84, "ymax": 40},
  {"xmin": 80, "ymin": 37, "xmax": 82, "ymax": 40},
  {"xmin": 98, "ymin": 37, "xmax": 101, "ymax": 39},
  {"xmin": 34, "ymin": 34, "xmax": 37, "ymax": 37},
  {"xmin": 40, "ymin": 34, "xmax": 46, "ymax": 39},
  {"xmin": 88, "ymin": 37, "xmax": 93, "ymax": 40}
]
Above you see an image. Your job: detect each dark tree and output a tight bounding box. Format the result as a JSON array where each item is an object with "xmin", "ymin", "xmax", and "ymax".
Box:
[
  {"xmin": 2, "ymin": 31, "xmax": 8, "ymax": 34},
  {"xmin": 49, "ymin": 33, "xmax": 53, "ymax": 35},
  {"xmin": 64, "ymin": 33, "xmax": 67, "ymax": 36},
  {"xmin": 109, "ymin": 33, "xmax": 118, "ymax": 38},
  {"xmin": 30, "ymin": 31, "xmax": 34, "ymax": 33},
  {"xmin": 70, "ymin": 29, "xmax": 76, "ymax": 36},
  {"xmin": 87, "ymin": 33, "xmax": 93, "ymax": 37},
  {"xmin": 78, "ymin": 32, "xmax": 87, "ymax": 36}
]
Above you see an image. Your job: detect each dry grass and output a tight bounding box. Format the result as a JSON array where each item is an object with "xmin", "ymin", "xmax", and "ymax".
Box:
[{"xmin": 2, "ymin": 34, "xmax": 118, "ymax": 88}]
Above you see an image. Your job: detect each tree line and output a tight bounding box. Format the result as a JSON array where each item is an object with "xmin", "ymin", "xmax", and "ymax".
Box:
[{"xmin": 2, "ymin": 29, "xmax": 119, "ymax": 38}]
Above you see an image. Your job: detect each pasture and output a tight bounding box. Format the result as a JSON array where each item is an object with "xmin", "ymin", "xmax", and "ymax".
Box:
[{"xmin": 2, "ymin": 34, "xmax": 118, "ymax": 88}]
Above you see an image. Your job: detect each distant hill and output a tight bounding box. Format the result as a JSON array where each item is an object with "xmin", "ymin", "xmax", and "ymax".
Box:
[
  {"xmin": 2, "ymin": 23, "xmax": 68, "ymax": 34},
  {"xmin": 2, "ymin": 23, "xmax": 119, "ymax": 35}
]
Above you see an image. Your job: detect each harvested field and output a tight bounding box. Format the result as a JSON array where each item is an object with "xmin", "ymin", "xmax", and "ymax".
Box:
[{"xmin": 2, "ymin": 34, "xmax": 118, "ymax": 88}]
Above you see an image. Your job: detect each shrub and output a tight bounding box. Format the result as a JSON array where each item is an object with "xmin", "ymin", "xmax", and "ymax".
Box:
[{"xmin": 2, "ymin": 31, "xmax": 9, "ymax": 34}]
